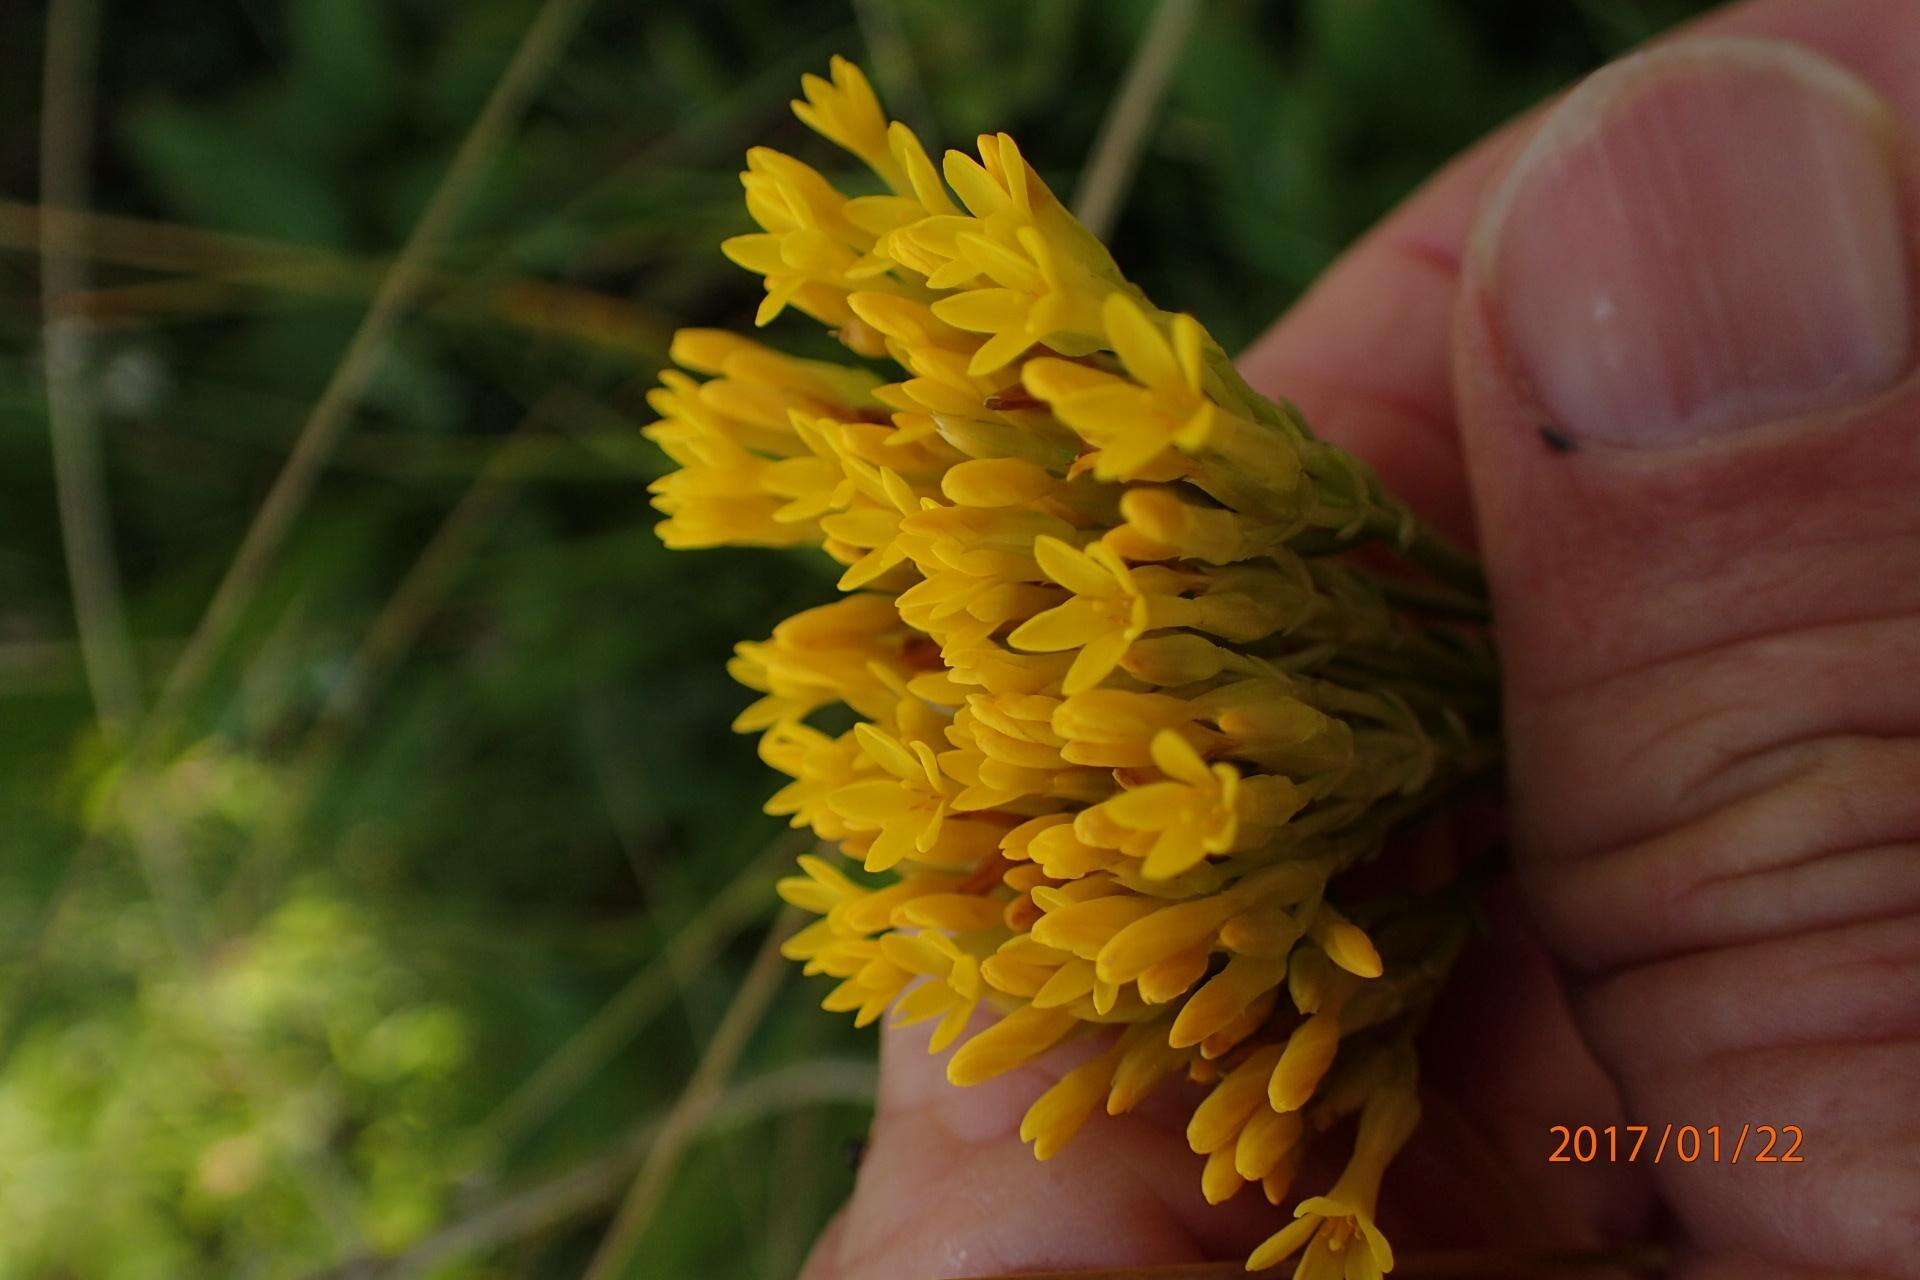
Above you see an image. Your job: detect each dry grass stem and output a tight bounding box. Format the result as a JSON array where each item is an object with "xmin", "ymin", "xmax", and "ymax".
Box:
[
  {"xmin": 39, "ymin": 0, "xmax": 141, "ymax": 735},
  {"xmin": 1072, "ymin": 0, "xmax": 1204, "ymax": 239},
  {"xmin": 148, "ymin": 0, "xmax": 601, "ymax": 732}
]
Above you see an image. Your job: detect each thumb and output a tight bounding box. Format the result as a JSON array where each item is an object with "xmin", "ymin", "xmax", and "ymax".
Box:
[{"xmin": 1454, "ymin": 34, "xmax": 1920, "ymax": 1280}]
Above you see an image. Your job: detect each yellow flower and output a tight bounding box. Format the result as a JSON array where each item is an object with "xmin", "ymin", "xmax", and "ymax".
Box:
[
  {"xmin": 816, "ymin": 455, "xmax": 920, "ymax": 589},
  {"xmin": 1005, "ymin": 536, "xmax": 1150, "ymax": 694},
  {"xmin": 827, "ymin": 723, "xmax": 1005, "ymax": 872},
  {"xmin": 880, "ymin": 930, "xmax": 983, "ymax": 1053},
  {"xmin": 891, "ymin": 134, "xmax": 1125, "ymax": 373},
  {"xmin": 1092, "ymin": 731, "xmax": 1242, "ymax": 878},
  {"xmin": 1247, "ymin": 1084, "xmax": 1420, "ymax": 1277},
  {"xmin": 727, "ymin": 594, "xmax": 911, "ymax": 730},
  {"xmin": 1085, "ymin": 731, "xmax": 1305, "ymax": 879},
  {"xmin": 644, "ymin": 331, "xmax": 886, "ymax": 549},
  {"xmin": 1020, "ymin": 293, "xmax": 1217, "ymax": 478},
  {"xmin": 790, "ymin": 56, "xmax": 907, "ymax": 194},
  {"xmin": 1051, "ymin": 688, "xmax": 1214, "ymax": 768},
  {"xmin": 726, "ymin": 149, "xmax": 878, "ymax": 328},
  {"xmin": 646, "ymin": 58, "xmax": 1497, "ymax": 1280}
]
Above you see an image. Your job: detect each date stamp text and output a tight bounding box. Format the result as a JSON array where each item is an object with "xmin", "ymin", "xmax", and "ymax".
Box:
[{"xmin": 1548, "ymin": 1124, "xmax": 1805, "ymax": 1164}]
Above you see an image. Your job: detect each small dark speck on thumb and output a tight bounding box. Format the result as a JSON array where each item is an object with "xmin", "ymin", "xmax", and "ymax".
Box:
[{"xmin": 1539, "ymin": 424, "xmax": 1577, "ymax": 454}]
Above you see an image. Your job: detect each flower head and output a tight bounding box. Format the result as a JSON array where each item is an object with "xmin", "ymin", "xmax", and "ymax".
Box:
[{"xmin": 645, "ymin": 59, "xmax": 1495, "ymax": 1279}]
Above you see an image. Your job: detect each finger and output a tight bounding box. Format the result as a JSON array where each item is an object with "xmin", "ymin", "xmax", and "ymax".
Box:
[
  {"xmin": 800, "ymin": 1018, "xmax": 1276, "ymax": 1280},
  {"xmin": 1238, "ymin": 0, "xmax": 1920, "ymax": 548},
  {"xmin": 1451, "ymin": 31, "xmax": 1920, "ymax": 1280}
]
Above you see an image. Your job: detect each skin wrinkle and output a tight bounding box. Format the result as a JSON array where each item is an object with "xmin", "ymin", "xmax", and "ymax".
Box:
[
  {"xmin": 1757, "ymin": 840, "xmax": 1920, "ymax": 906},
  {"xmin": 1689, "ymin": 656, "xmax": 1920, "ymax": 805},
  {"xmin": 1543, "ymin": 852, "xmax": 1920, "ymax": 990},
  {"xmin": 1535, "ymin": 855, "xmax": 1920, "ymax": 986},
  {"xmin": 1661, "ymin": 727, "xmax": 1919, "ymax": 867},
  {"xmin": 1517, "ymin": 677, "xmax": 1920, "ymax": 882},
  {"xmin": 1609, "ymin": 608, "xmax": 1920, "ymax": 804},
  {"xmin": 1737, "ymin": 737, "xmax": 1920, "ymax": 851},
  {"xmin": 1500, "ymin": 528, "xmax": 1920, "ymax": 707},
  {"xmin": 1511, "ymin": 609, "xmax": 1920, "ymax": 863},
  {"xmin": 1524, "ymin": 739, "xmax": 1920, "ymax": 976},
  {"xmin": 1476, "ymin": 389, "xmax": 1920, "ymax": 681},
  {"xmin": 1577, "ymin": 916, "xmax": 1920, "ymax": 1061},
  {"xmin": 1512, "ymin": 594, "xmax": 1920, "ymax": 809},
  {"xmin": 1682, "ymin": 1047, "xmax": 1920, "ymax": 1134},
  {"xmin": 1681, "ymin": 840, "xmax": 1920, "ymax": 932}
]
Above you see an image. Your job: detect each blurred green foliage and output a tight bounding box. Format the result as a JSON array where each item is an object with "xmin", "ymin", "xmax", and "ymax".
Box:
[{"xmin": 2, "ymin": 0, "xmax": 1712, "ymax": 1275}]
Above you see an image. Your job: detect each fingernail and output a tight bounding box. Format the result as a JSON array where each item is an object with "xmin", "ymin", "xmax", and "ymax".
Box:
[{"xmin": 1476, "ymin": 37, "xmax": 1913, "ymax": 448}]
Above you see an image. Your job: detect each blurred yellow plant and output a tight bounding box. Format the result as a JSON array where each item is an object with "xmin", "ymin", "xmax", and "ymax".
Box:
[{"xmin": 645, "ymin": 56, "xmax": 1496, "ymax": 1277}]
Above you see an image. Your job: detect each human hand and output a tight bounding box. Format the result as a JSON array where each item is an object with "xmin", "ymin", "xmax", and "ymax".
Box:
[{"xmin": 800, "ymin": 2, "xmax": 1920, "ymax": 1276}]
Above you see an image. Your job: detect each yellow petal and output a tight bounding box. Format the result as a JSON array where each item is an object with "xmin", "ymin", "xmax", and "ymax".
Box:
[
  {"xmin": 1008, "ymin": 599, "xmax": 1109, "ymax": 653},
  {"xmin": 1172, "ymin": 952, "xmax": 1288, "ymax": 1048},
  {"xmin": 942, "ymin": 149, "xmax": 1011, "ymax": 218},
  {"xmin": 853, "ymin": 723, "xmax": 924, "ymax": 781},
  {"xmin": 1149, "ymin": 729, "xmax": 1211, "ymax": 785},
  {"xmin": 929, "ymin": 998, "xmax": 976, "ymax": 1053},
  {"xmin": 1098, "ymin": 781, "xmax": 1188, "ymax": 829},
  {"xmin": 1102, "ymin": 292, "xmax": 1182, "ymax": 390},
  {"xmin": 892, "ymin": 893, "xmax": 1005, "ymax": 933},
  {"xmin": 1185, "ymin": 1043, "xmax": 1284, "ymax": 1154},
  {"xmin": 1049, "ymin": 384, "xmax": 1158, "ymax": 442},
  {"xmin": 1233, "ymin": 1106, "xmax": 1303, "ymax": 1182},
  {"xmin": 828, "ymin": 780, "xmax": 916, "ymax": 824},
  {"xmin": 1142, "ymin": 825, "xmax": 1207, "ymax": 880},
  {"xmin": 1201, "ymin": 1144, "xmax": 1246, "ymax": 1205},
  {"xmin": 720, "ymin": 233, "xmax": 788, "ymax": 275},
  {"xmin": 1171, "ymin": 313, "xmax": 1206, "ymax": 391},
  {"xmin": 1030, "ymin": 894, "xmax": 1158, "ymax": 960},
  {"xmin": 889, "ymin": 122, "xmax": 958, "ymax": 215},
  {"xmin": 932, "ymin": 287, "xmax": 1031, "ymax": 334},
  {"xmin": 1061, "ymin": 629, "xmax": 1130, "ymax": 696},
  {"xmin": 1098, "ymin": 894, "xmax": 1242, "ymax": 985},
  {"xmin": 946, "ymin": 1004, "xmax": 1076, "ymax": 1085},
  {"xmin": 1268, "ymin": 1010, "xmax": 1342, "ymax": 1112},
  {"xmin": 1031, "ymin": 957, "xmax": 1097, "ymax": 1008},
  {"xmin": 1031, "ymin": 535, "xmax": 1114, "ymax": 597},
  {"xmin": 1020, "ymin": 1052, "xmax": 1112, "ymax": 1159},
  {"xmin": 966, "ymin": 326, "xmax": 1036, "ymax": 376},
  {"xmin": 956, "ymin": 231, "xmax": 1044, "ymax": 294},
  {"xmin": 1136, "ymin": 944, "xmax": 1209, "ymax": 1005},
  {"xmin": 1022, "ymin": 356, "xmax": 1119, "ymax": 404},
  {"xmin": 1311, "ymin": 911, "xmax": 1384, "ymax": 980},
  {"xmin": 1244, "ymin": 1213, "xmax": 1319, "ymax": 1273}
]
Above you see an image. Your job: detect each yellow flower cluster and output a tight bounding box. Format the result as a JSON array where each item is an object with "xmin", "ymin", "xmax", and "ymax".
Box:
[{"xmin": 646, "ymin": 58, "xmax": 1496, "ymax": 1278}]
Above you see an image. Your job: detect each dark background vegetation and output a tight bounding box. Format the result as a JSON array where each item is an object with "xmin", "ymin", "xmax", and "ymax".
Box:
[{"xmin": 2, "ymin": 1, "xmax": 1714, "ymax": 1275}]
